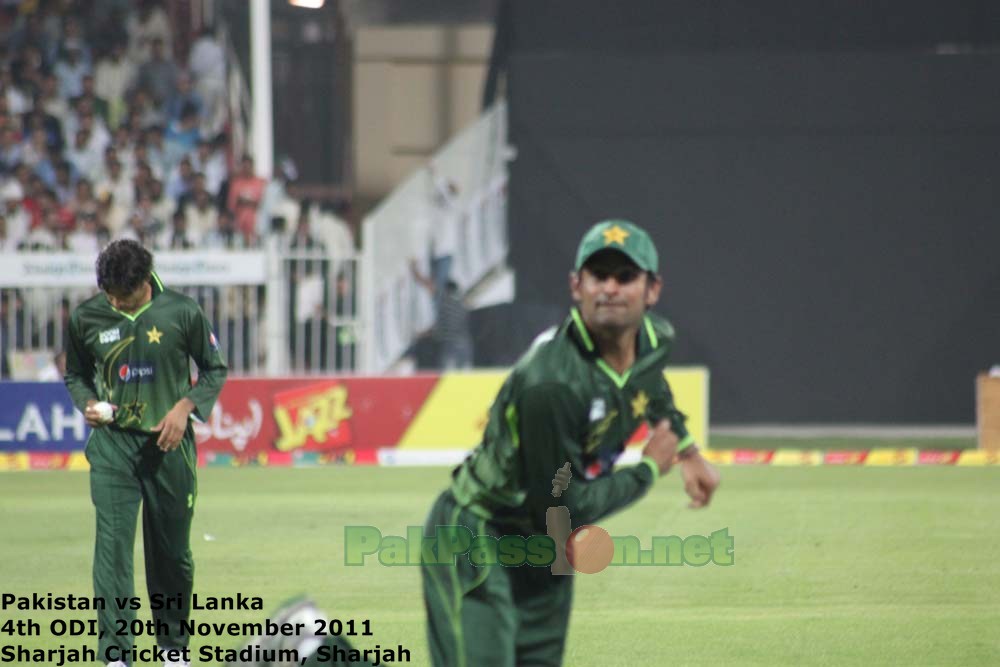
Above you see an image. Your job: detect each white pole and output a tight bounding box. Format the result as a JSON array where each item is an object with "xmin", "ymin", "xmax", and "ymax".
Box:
[
  {"xmin": 250, "ymin": 0, "xmax": 274, "ymax": 179},
  {"xmin": 265, "ymin": 233, "xmax": 288, "ymax": 375}
]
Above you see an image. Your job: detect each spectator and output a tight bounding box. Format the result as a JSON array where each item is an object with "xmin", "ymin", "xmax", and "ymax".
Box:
[
  {"xmin": 0, "ymin": 214, "xmax": 13, "ymax": 252},
  {"xmin": 257, "ymin": 155, "xmax": 298, "ymax": 240},
  {"xmin": 187, "ymin": 26, "xmax": 225, "ymax": 133},
  {"xmin": 183, "ymin": 176, "xmax": 217, "ymax": 244},
  {"xmin": 77, "ymin": 109, "xmax": 111, "ymax": 158},
  {"xmin": 95, "ymin": 158, "xmax": 133, "ymax": 211},
  {"xmin": 0, "ymin": 127, "xmax": 23, "ymax": 174},
  {"xmin": 34, "ymin": 189, "xmax": 75, "ymax": 234},
  {"xmin": 65, "ymin": 209, "xmax": 103, "ymax": 253},
  {"xmin": 226, "ymin": 154, "xmax": 266, "ymax": 246},
  {"xmin": 164, "ymin": 102, "xmax": 200, "ymax": 166},
  {"xmin": 22, "ymin": 107, "xmax": 63, "ymax": 156},
  {"xmin": 190, "ymin": 137, "xmax": 225, "ymax": 196},
  {"xmin": 135, "ymin": 37, "xmax": 177, "ymax": 107},
  {"xmin": 21, "ymin": 207, "xmax": 63, "ymax": 250},
  {"xmin": 76, "ymin": 74, "xmax": 110, "ymax": 125},
  {"xmin": 410, "ymin": 260, "xmax": 474, "ymax": 370},
  {"xmin": 148, "ymin": 178, "xmax": 173, "ymax": 224},
  {"xmin": 289, "ymin": 204, "xmax": 325, "ymax": 251},
  {"xmin": 125, "ymin": 87, "xmax": 164, "ymax": 131},
  {"xmin": 8, "ymin": 12, "xmax": 57, "ymax": 67},
  {"xmin": 427, "ymin": 163, "xmax": 461, "ymax": 294},
  {"xmin": 37, "ymin": 72, "xmax": 69, "ymax": 126},
  {"xmin": 65, "ymin": 128, "xmax": 102, "ymax": 181},
  {"xmin": 204, "ymin": 209, "xmax": 244, "ymax": 249},
  {"xmin": 52, "ymin": 160, "xmax": 76, "ymax": 205},
  {"xmin": 165, "ymin": 156, "xmax": 193, "ymax": 201},
  {"xmin": 68, "ymin": 178, "xmax": 97, "ymax": 218},
  {"xmin": 1, "ymin": 180, "xmax": 29, "ymax": 247},
  {"xmin": 93, "ymin": 41, "xmax": 135, "ymax": 128},
  {"xmin": 97, "ymin": 191, "xmax": 127, "ymax": 238},
  {"xmin": 165, "ymin": 70, "xmax": 201, "ymax": 124},
  {"xmin": 61, "ymin": 16, "xmax": 93, "ymax": 66},
  {"xmin": 131, "ymin": 190, "xmax": 164, "ymax": 236},
  {"xmin": 20, "ymin": 126, "xmax": 50, "ymax": 169},
  {"xmin": 54, "ymin": 45, "xmax": 90, "ymax": 100},
  {"xmin": 127, "ymin": 0, "xmax": 173, "ymax": 62},
  {"xmin": 159, "ymin": 210, "xmax": 194, "ymax": 249},
  {"xmin": 109, "ymin": 125, "xmax": 135, "ymax": 173},
  {"xmin": 13, "ymin": 45, "xmax": 47, "ymax": 96},
  {"xmin": 143, "ymin": 123, "xmax": 170, "ymax": 174},
  {"xmin": 1, "ymin": 65, "xmax": 32, "ymax": 116},
  {"xmin": 131, "ymin": 160, "xmax": 154, "ymax": 198}
]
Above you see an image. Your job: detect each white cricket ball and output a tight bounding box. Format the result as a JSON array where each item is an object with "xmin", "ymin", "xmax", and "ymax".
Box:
[{"xmin": 93, "ymin": 401, "xmax": 114, "ymax": 423}]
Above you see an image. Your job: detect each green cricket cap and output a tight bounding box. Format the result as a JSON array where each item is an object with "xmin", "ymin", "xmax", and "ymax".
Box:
[{"xmin": 574, "ymin": 219, "xmax": 659, "ymax": 272}]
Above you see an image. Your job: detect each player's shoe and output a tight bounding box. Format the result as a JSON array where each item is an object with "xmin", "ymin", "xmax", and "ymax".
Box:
[{"xmin": 226, "ymin": 596, "xmax": 326, "ymax": 666}]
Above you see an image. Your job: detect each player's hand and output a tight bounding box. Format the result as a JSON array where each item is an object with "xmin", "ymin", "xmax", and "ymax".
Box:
[
  {"xmin": 642, "ymin": 421, "xmax": 680, "ymax": 476},
  {"xmin": 83, "ymin": 399, "xmax": 116, "ymax": 428},
  {"xmin": 679, "ymin": 449, "xmax": 720, "ymax": 509},
  {"xmin": 152, "ymin": 398, "xmax": 195, "ymax": 452}
]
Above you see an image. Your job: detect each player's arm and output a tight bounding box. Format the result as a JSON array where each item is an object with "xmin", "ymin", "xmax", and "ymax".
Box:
[
  {"xmin": 647, "ymin": 374, "xmax": 720, "ymax": 508},
  {"xmin": 182, "ymin": 303, "xmax": 228, "ymax": 421},
  {"xmin": 517, "ymin": 384, "xmax": 661, "ymax": 527},
  {"xmin": 153, "ymin": 304, "xmax": 228, "ymax": 451},
  {"xmin": 63, "ymin": 312, "xmax": 98, "ymax": 412}
]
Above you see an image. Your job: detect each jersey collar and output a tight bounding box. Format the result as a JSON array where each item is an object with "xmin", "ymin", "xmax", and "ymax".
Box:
[
  {"xmin": 565, "ymin": 307, "xmax": 662, "ymax": 389},
  {"xmin": 108, "ymin": 271, "xmax": 165, "ymax": 322}
]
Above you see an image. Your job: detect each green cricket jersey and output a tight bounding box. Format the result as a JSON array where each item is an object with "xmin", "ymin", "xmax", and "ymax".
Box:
[
  {"xmin": 64, "ymin": 272, "xmax": 228, "ymax": 433},
  {"xmin": 451, "ymin": 308, "xmax": 693, "ymax": 533}
]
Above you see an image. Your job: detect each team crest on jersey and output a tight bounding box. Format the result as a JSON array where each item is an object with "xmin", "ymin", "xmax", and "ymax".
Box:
[
  {"xmin": 99, "ymin": 327, "xmax": 121, "ymax": 344},
  {"xmin": 589, "ymin": 398, "xmax": 606, "ymax": 422}
]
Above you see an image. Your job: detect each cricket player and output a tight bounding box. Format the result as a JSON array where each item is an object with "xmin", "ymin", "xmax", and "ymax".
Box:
[
  {"xmin": 236, "ymin": 219, "xmax": 719, "ymax": 667},
  {"xmin": 64, "ymin": 239, "xmax": 227, "ymax": 667},
  {"xmin": 420, "ymin": 219, "xmax": 720, "ymax": 666}
]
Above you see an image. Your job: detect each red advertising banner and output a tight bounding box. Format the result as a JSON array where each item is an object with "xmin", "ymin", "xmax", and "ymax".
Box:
[{"xmin": 192, "ymin": 377, "xmax": 439, "ymax": 464}]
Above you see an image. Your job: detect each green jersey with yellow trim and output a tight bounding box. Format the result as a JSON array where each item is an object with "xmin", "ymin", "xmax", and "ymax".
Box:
[
  {"xmin": 64, "ymin": 273, "xmax": 228, "ymax": 433},
  {"xmin": 450, "ymin": 308, "xmax": 691, "ymax": 533}
]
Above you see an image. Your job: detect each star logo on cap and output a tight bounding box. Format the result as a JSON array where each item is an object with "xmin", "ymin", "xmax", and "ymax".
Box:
[
  {"xmin": 146, "ymin": 326, "xmax": 163, "ymax": 344},
  {"xmin": 602, "ymin": 224, "xmax": 630, "ymax": 247},
  {"xmin": 631, "ymin": 390, "xmax": 649, "ymax": 418}
]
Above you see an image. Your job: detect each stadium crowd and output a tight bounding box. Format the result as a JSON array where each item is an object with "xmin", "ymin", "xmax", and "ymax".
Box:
[
  {"xmin": 0, "ymin": 0, "xmax": 362, "ymax": 379},
  {"xmin": 0, "ymin": 0, "xmax": 353, "ymax": 254}
]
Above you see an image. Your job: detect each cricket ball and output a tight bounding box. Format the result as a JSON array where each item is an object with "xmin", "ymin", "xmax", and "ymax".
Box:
[
  {"xmin": 565, "ymin": 524, "xmax": 614, "ymax": 574},
  {"xmin": 93, "ymin": 401, "xmax": 114, "ymax": 423}
]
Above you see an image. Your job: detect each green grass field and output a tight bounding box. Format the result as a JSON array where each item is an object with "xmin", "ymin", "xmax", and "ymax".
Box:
[{"xmin": 2, "ymin": 464, "xmax": 999, "ymax": 666}]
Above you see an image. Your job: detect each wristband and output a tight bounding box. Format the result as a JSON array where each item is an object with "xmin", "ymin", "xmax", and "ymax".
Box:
[
  {"xmin": 639, "ymin": 456, "xmax": 660, "ymax": 482},
  {"xmin": 677, "ymin": 434, "xmax": 695, "ymax": 452}
]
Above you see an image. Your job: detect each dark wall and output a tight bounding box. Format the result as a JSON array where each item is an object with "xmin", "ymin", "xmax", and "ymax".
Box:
[{"xmin": 498, "ymin": 2, "xmax": 1000, "ymax": 423}]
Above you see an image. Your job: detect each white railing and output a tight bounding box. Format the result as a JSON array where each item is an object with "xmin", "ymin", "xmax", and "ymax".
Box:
[
  {"xmin": 360, "ymin": 101, "xmax": 510, "ymax": 374},
  {"xmin": 0, "ymin": 244, "xmax": 359, "ymax": 380}
]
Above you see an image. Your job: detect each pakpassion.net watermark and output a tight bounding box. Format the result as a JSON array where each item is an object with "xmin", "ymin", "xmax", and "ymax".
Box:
[{"xmin": 344, "ymin": 525, "xmax": 734, "ymax": 574}]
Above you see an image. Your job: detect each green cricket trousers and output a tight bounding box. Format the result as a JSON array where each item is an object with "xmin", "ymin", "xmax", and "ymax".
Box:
[
  {"xmin": 86, "ymin": 425, "xmax": 197, "ymax": 661},
  {"xmin": 298, "ymin": 490, "xmax": 572, "ymax": 667},
  {"xmin": 421, "ymin": 490, "xmax": 573, "ymax": 667}
]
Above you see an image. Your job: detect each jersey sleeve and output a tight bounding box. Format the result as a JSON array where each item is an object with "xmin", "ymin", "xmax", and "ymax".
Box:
[
  {"xmin": 63, "ymin": 312, "xmax": 98, "ymax": 412},
  {"xmin": 516, "ymin": 384, "xmax": 657, "ymax": 528},
  {"xmin": 183, "ymin": 302, "xmax": 228, "ymax": 421},
  {"xmin": 646, "ymin": 373, "xmax": 693, "ymax": 448}
]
